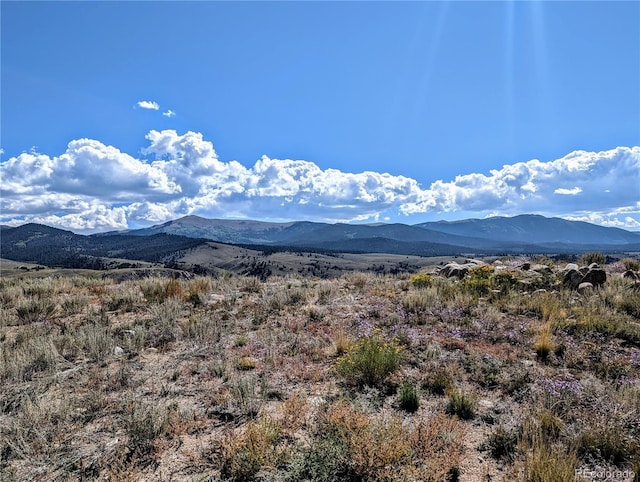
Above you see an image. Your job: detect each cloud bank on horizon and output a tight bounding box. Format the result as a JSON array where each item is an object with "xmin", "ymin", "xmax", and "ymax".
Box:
[{"xmin": 1, "ymin": 130, "xmax": 639, "ymax": 233}]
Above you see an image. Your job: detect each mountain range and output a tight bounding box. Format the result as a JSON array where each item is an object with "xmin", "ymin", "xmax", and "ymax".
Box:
[
  {"xmin": 2, "ymin": 215, "xmax": 639, "ymax": 275},
  {"xmin": 110, "ymin": 214, "xmax": 640, "ymax": 252}
]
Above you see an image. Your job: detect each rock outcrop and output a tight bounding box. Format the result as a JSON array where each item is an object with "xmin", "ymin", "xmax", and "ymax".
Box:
[{"xmin": 563, "ymin": 263, "xmax": 607, "ymax": 290}]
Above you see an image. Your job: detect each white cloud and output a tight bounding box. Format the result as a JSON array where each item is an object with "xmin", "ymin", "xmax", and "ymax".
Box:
[
  {"xmin": 136, "ymin": 100, "xmax": 160, "ymax": 110},
  {"xmin": 162, "ymin": 109, "xmax": 176, "ymax": 118},
  {"xmin": 400, "ymin": 147, "xmax": 640, "ymax": 223},
  {"xmin": 554, "ymin": 187, "xmax": 582, "ymax": 195},
  {"xmin": 1, "ymin": 130, "xmax": 638, "ymax": 232}
]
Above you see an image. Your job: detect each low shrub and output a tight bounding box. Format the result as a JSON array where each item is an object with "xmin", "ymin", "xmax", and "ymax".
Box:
[
  {"xmin": 411, "ymin": 273, "xmax": 433, "ymax": 289},
  {"xmin": 579, "ymin": 252, "xmax": 605, "ymax": 266},
  {"xmin": 534, "ymin": 323, "xmax": 555, "ymax": 361},
  {"xmin": 424, "ymin": 367, "xmax": 452, "ymax": 395},
  {"xmin": 15, "ymin": 298, "xmax": 57, "ymax": 324},
  {"xmin": 445, "ymin": 390, "xmax": 476, "ymax": 420},
  {"xmin": 621, "ymin": 257, "xmax": 640, "ymax": 272},
  {"xmin": 398, "ymin": 381, "xmax": 420, "ymax": 412},
  {"xmin": 335, "ymin": 329, "xmax": 402, "ymax": 387},
  {"xmin": 484, "ymin": 425, "xmax": 518, "ymax": 461},
  {"xmin": 576, "ymin": 425, "xmax": 637, "ymax": 467},
  {"xmin": 124, "ymin": 401, "xmax": 170, "ymax": 457},
  {"xmin": 218, "ymin": 416, "xmax": 283, "ymax": 481},
  {"xmin": 61, "ymin": 294, "xmax": 89, "ymax": 316},
  {"xmin": 523, "ymin": 443, "xmax": 577, "ymax": 482},
  {"xmin": 284, "ymin": 429, "xmax": 352, "ymax": 482},
  {"xmin": 331, "ymin": 401, "xmax": 465, "ymax": 481}
]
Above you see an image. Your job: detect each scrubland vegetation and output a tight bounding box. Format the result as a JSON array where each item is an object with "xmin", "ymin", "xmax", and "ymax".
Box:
[{"xmin": 1, "ymin": 255, "xmax": 639, "ymax": 481}]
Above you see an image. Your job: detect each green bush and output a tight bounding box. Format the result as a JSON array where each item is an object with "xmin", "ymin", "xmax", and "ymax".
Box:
[
  {"xmin": 576, "ymin": 425, "xmax": 637, "ymax": 466},
  {"xmin": 490, "ymin": 271, "xmax": 518, "ymax": 294},
  {"xmin": 410, "ymin": 273, "xmax": 433, "ymax": 289},
  {"xmin": 398, "ymin": 382, "xmax": 420, "ymax": 412},
  {"xmin": 579, "ymin": 252, "xmax": 605, "ymax": 266},
  {"xmin": 445, "ymin": 390, "xmax": 476, "ymax": 420},
  {"xmin": 462, "ymin": 266, "xmax": 494, "ymax": 297},
  {"xmin": 335, "ymin": 329, "xmax": 402, "ymax": 387},
  {"xmin": 485, "ymin": 425, "xmax": 518, "ymax": 461},
  {"xmin": 284, "ymin": 431, "xmax": 352, "ymax": 482},
  {"xmin": 424, "ymin": 368, "xmax": 451, "ymax": 395},
  {"xmin": 463, "ymin": 278, "xmax": 490, "ymax": 297}
]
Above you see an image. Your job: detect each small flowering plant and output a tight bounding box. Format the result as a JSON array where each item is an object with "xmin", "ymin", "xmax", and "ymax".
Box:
[
  {"xmin": 536, "ymin": 373, "xmax": 582, "ymax": 416},
  {"xmin": 335, "ymin": 328, "xmax": 403, "ymax": 388}
]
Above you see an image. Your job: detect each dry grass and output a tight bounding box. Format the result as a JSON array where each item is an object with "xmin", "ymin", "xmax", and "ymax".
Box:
[{"xmin": 1, "ymin": 258, "xmax": 639, "ymax": 481}]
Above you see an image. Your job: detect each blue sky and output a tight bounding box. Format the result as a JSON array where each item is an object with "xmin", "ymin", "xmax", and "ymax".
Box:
[{"xmin": 2, "ymin": 1, "xmax": 639, "ymax": 232}]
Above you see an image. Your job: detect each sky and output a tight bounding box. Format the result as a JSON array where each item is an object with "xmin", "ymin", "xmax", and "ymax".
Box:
[{"xmin": 1, "ymin": 1, "xmax": 639, "ymax": 233}]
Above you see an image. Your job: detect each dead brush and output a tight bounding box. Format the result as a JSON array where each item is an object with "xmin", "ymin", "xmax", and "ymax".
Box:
[
  {"xmin": 185, "ymin": 276, "xmax": 212, "ymax": 305},
  {"xmin": 0, "ymin": 393, "xmax": 74, "ymax": 465},
  {"xmin": 216, "ymin": 415, "xmax": 284, "ymax": 481},
  {"xmin": 332, "ymin": 329, "xmax": 352, "ymax": 356},
  {"xmin": 137, "ymin": 276, "xmax": 183, "ymax": 304},
  {"xmin": 315, "ymin": 280, "xmax": 336, "ymax": 304},
  {"xmin": 279, "ymin": 391, "xmax": 309, "ymax": 436},
  {"xmin": 343, "ymin": 271, "xmax": 370, "ymax": 290},
  {"xmin": 534, "ymin": 322, "xmax": 555, "ymax": 361},
  {"xmin": 321, "ymin": 400, "xmax": 465, "ymax": 481},
  {"xmin": 519, "ymin": 416, "xmax": 578, "ymax": 482}
]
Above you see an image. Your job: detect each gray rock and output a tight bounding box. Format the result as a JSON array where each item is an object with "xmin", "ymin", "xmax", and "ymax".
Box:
[
  {"xmin": 114, "ymin": 346, "xmax": 125, "ymax": 357},
  {"xmin": 578, "ymin": 282, "xmax": 593, "ymax": 294},
  {"xmin": 531, "ymin": 264, "xmax": 552, "ymax": 275},
  {"xmin": 440, "ymin": 263, "xmax": 470, "ymax": 279}
]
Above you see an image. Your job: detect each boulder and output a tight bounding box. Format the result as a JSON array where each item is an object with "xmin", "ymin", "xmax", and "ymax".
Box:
[
  {"xmin": 531, "ymin": 264, "xmax": 552, "ymax": 275},
  {"xmin": 578, "ymin": 282, "xmax": 593, "ymax": 294},
  {"xmin": 563, "ymin": 269, "xmax": 583, "ymax": 290},
  {"xmin": 440, "ymin": 263, "xmax": 471, "ymax": 279},
  {"xmin": 580, "ymin": 268, "xmax": 606, "ymax": 287}
]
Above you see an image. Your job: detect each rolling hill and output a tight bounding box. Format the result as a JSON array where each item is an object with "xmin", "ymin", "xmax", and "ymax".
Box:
[{"xmin": 0, "ymin": 223, "xmax": 207, "ymax": 269}]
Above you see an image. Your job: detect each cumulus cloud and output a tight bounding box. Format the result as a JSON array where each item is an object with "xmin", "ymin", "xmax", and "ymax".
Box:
[
  {"xmin": 400, "ymin": 147, "xmax": 640, "ymax": 222},
  {"xmin": 554, "ymin": 187, "xmax": 582, "ymax": 195},
  {"xmin": 1, "ymin": 129, "xmax": 638, "ymax": 233},
  {"xmin": 162, "ymin": 109, "xmax": 176, "ymax": 118},
  {"xmin": 136, "ymin": 100, "xmax": 160, "ymax": 110}
]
